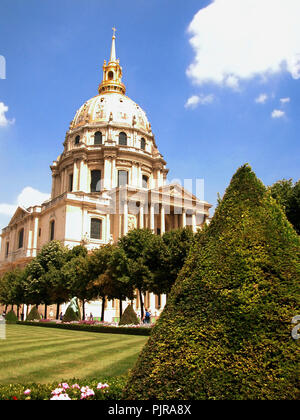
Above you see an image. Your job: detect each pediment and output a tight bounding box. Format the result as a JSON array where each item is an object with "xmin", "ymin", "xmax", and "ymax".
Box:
[
  {"xmin": 8, "ymin": 206, "xmax": 29, "ymax": 226},
  {"xmin": 152, "ymin": 183, "xmax": 198, "ymax": 201}
]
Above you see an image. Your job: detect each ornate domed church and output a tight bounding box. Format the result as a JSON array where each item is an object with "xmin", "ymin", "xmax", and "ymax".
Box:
[{"xmin": 0, "ymin": 31, "xmax": 211, "ymax": 320}]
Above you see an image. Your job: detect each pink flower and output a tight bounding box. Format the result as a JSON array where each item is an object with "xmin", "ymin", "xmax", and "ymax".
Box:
[
  {"xmin": 24, "ymin": 389, "xmax": 31, "ymax": 395},
  {"xmin": 50, "ymin": 393, "xmax": 71, "ymax": 401},
  {"xmin": 51, "ymin": 387, "xmax": 64, "ymax": 396},
  {"xmin": 71, "ymin": 383, "xmax": 80, "ymax": 389},
  {"xmin": 97, "ymin": 382, "xmax": 109, "ymax": 390},
  {"xmin": 80, "ymin": 386, "xmax": 95, "ymax": 399}
]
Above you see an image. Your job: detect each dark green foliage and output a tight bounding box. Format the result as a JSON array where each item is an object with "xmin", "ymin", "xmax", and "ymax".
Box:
[
  {"xmin": 119, "ymin": 305, "xmax": 140, "ymax": 326},
  {"xmin": 17, "ymin": 321, "xmax": 151, "ymax": 336},
  {"xmin": 123, "ymin": 164, "xmax": 300, "ymax": 400},
  {"xmin": 26, "ymin": 306, "xmax": 41, "ymax": 321},
  {"xmin": 62, "ymin": 303, "xmax": 81, "ymax": 322},
  {"xmin": 5, "ymin": 310, "xmax": 18, "ymax": 323},
  {"xmin": 269, "ymin": 178, "xmax": 300, "ymax": 234}
]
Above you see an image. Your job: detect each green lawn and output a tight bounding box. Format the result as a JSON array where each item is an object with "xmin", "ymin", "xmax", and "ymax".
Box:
[{"xmin": 0, "ymin": 324, "xmax": 148, "ymax": 384}]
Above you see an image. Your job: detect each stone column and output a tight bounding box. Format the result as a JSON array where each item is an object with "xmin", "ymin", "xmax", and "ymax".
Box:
[
  {"xmin": 192, "ymin": 213, "xmax": 197, "ymax": 233},
  {"xmin": 160, "ymin": 205, "xmax": 165, "ymax": 235},
  {"xmin": 32, "ymin": 217, "xmax": 39, "ymax": 257},
  {"xmin": 79, "ymin": 160, "xmax": 88, "ymax": 192},
  {"xmin": 123, "ymin": 201, "xmax": 128, "ymax": 236},
  {"xmin": 106, "ymin": 214, "xmax": 111, "ymax": 242},
  {"xmin": 139, "ymin": 204, "xmax": 144, "ymax": 229},
  {"xmin": 150, "ymin": 204, "xmax": 155, "ymax": 232},
  {"xmin": 73, "ymin": 160, "xmax": 79, "ymax": 192},
  {"xmin": 104, "ymin": 158, "xmax": 112, "ymax": 190},
  {"xmin": 182, "ymin": 209, "xmax": 186, "ymax": 228}
]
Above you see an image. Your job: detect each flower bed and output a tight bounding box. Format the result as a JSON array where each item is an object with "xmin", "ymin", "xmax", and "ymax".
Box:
[
  {"xmin": 0, "ymin": 377, "xmax": 126, "ymax": 400},
  {"xmin": 16, "ymin": 320, "xmax": 152, "ymax": 336}
]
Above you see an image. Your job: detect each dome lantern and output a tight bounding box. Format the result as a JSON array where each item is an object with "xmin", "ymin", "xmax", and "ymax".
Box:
[{"xmin": 98, "ymin": 28, "xmax": 126, "ymax": 95}]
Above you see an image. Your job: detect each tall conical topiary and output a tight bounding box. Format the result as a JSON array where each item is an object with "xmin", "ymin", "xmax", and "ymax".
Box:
[
  {"xmin": 26, "ymin": 306, "xmax": 42, "ymax": 321},
  {"xmin": 123, "ymin": 164, "xmax": 300, "ymax": 400},
  {"xmin": 119, "ymin": 304, "xmax": 139, "ymax": 326}
]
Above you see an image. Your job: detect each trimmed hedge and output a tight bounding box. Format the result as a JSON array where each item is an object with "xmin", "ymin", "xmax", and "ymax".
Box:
[
  {"xmin": 119, "ymin": 304, "xmax": 139, "ymax": 326},
  {"xmin": 16, "ymin": 321, "xmax": 151, "ymax": 336},
  {"xmin": 26, "ymin": 306, "xmax": 42, "ymax": 321},
  {"xmin": 5, "ymin": 310, "xmax": 18, "ymax": 323},
  {"xmin": 123, "ymin": 164, "xmax": 300, "ymax": 400},
  {"xmin": 62, "ymin": 306, "xmax": 81, "ymax": 323}
]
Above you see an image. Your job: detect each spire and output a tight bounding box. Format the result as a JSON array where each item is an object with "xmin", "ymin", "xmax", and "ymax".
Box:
[
  {"xmin": 98, "ymin": 28, "xmax": 126, "ymax": 95},
  {"xmin": 109, "ymin": 27, "xmax": 117, "ymax": 62}
]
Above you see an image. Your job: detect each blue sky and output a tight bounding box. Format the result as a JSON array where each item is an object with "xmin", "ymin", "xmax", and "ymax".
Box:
[{"xmin": 0, "ymin": 0, "xmax": 300, "ymax": 230}]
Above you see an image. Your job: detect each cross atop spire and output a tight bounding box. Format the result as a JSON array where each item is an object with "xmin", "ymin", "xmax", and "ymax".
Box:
[
  {"xmin": 110, "ymin": 27, "xmax": 117, "ymax": 62},
  {"xmin": 98, "ymin": 29, "xmax": 126, "ymax": 95}
]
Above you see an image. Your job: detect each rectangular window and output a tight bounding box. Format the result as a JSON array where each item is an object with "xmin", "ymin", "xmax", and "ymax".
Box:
[
  {"xmin": 50, "ymin": 221, "xmax": 55, "ymax": 241},
  {"xmin": 142, "ymin": 175, "xmax": 148, "ymax": 188},
  {"xmin": 118, "ymin": 170, "xmax": 128, "ymax": 187},
  {"xmin": 5, "ymin": 242, "xmax": 9, "ymax": 258},
  {"xmin": 91, "ymin": 170, "xmax": 101, "ymax": 192},
  {"xmin": 90, "ymin": 218, "xmax": 102, "ymax": 240},
  {"xmin": 68, "ymin": 174, "xmax": 73, "ymax": 192},
  {"xmin": 18, "ymin": 229, "xmax": 24, "ymax": 249}
]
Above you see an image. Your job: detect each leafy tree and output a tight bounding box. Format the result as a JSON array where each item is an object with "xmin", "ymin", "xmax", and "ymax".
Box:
[
  {"xmin": 89, "ymin": 244, "xmax": 134, "ymax": 321},
  {"xmin": 0, "ymin": 268, "xmax": 25, "ymax": 317},
  {"xmin": 118, "ymin": 229, "xmax": 156, "ymax": 320},
  {"xmin": 63, "ymin": 253, "xmax": 94, "ymax": 320},
  {"xmin": 124, "ymin": 164, "xmax": 300, "ymax": 400},
  {"xmin": 146, "ymin": 227, "xmax": 195, "ymax": 295},
  {"xmin": 23, "ymin": 241, "xmax": 68, "ymax": 317},
  {"xmin": 269, "ymin": 178, "xmax": 300, "ymax": 234}
]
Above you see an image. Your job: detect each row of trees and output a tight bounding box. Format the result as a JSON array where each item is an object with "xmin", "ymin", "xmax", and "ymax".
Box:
[
  {"xmin": 268, "ymin": 178, "xmax": 300, "ymax": 234},
  {"xmin": 0, "ymin": 227, "xmax": 195, "ymax": 321}
]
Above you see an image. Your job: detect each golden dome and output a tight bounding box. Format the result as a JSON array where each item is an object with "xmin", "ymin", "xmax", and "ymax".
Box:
[
  {"xmin": 71, "ymin": 92, "xmax": 151, "ymax": 133},
  {"xmin": 70, "ymin": 29, "xmax": 152, "ymax": 134}
]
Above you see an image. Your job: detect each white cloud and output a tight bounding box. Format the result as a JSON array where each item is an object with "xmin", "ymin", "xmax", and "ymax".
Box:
[
  {"xmin": 271, "ymin": 109, "xmax": 285, "ymax": 119},
  {"xmin": 185, "ymin": 93, "xmax": 214, "ymax": 109},
  {"xmin": 280, "ymin": 97, "xmax": 290, "ymax": 104},
  {"xmin": 0, "ymin": 102, "xmax": 15, "ymax": 127},
  {"xmin": 186, "ymin": 0, "xmax": 300, "ymax": 89},
  {"xmin": 255, "ymin": 93, "xmax": 268, "ymax": 104},
  {"xmin": 0, "ymin": 187, "xmax": 50, "ymax": 217}
]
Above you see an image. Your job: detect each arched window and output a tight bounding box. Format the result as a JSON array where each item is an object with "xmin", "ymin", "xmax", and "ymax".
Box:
[
  {"xmin": 119, "ymin": 132, "xmax": 127, "ymax": 146},
  {"xmin": 18, "ymin": 228, "xmax": 24, "ymax": 249},
  {"xmin": 141, "ymin": 138, "xmax": 146, "ymax": 150},
  {"xmin": 108, "ymin": 71, "xmax": 114, "ymax": 80},
  {"xmin": 50, "ymin": 220, "xmax": 55, "ymax": 241},
  {"xmin": 94, "ymin": 131, "xmax": 102, "ymax": 145},
  {"xmin": 75, "ymin": 135, "xmax": 80, "ymax": 145},
  {"xmin": 90, "ymin": 218, "xmax": 102, "ymax": 240},
  {"xmin": 91, "ymin": 170, "xmax": 101, "ymax": 192},
  {"xmin": 142, "ymin": 175, "xmax": 149, "ymax": 188}
]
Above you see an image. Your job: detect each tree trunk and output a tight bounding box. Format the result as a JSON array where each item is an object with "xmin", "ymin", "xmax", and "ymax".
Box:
[
  {"xmin": 82, "ymin": 300, "xmax": 85, "ymax": 320},
  {"xmin": 17, "ymin": 305, "xmax": 20, "ymax": 319},
  {"xmin": 56, "ymin": 303, "xmax": 60, "ymax": 320},
  {"xmin": 119, "ymin": 299, "xmax": 123, "ymax": 321},
  {"xmin": 4, "ymin": 304, "xmax": 8, "ymax": 313},
  {"xmin": 11, "ymin": 304, "xmax": 14, "ymax": 312},
  {"xmin": 101, "ymin": 297, "xmax": 105, "ymax": 322},
  {"xmin": 139, "ymin": 289, "xmax": 144, "ymax": 321},
  {"xmin": 44, "ymin": 305, "xmax": 47, "ymax": 319}
]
